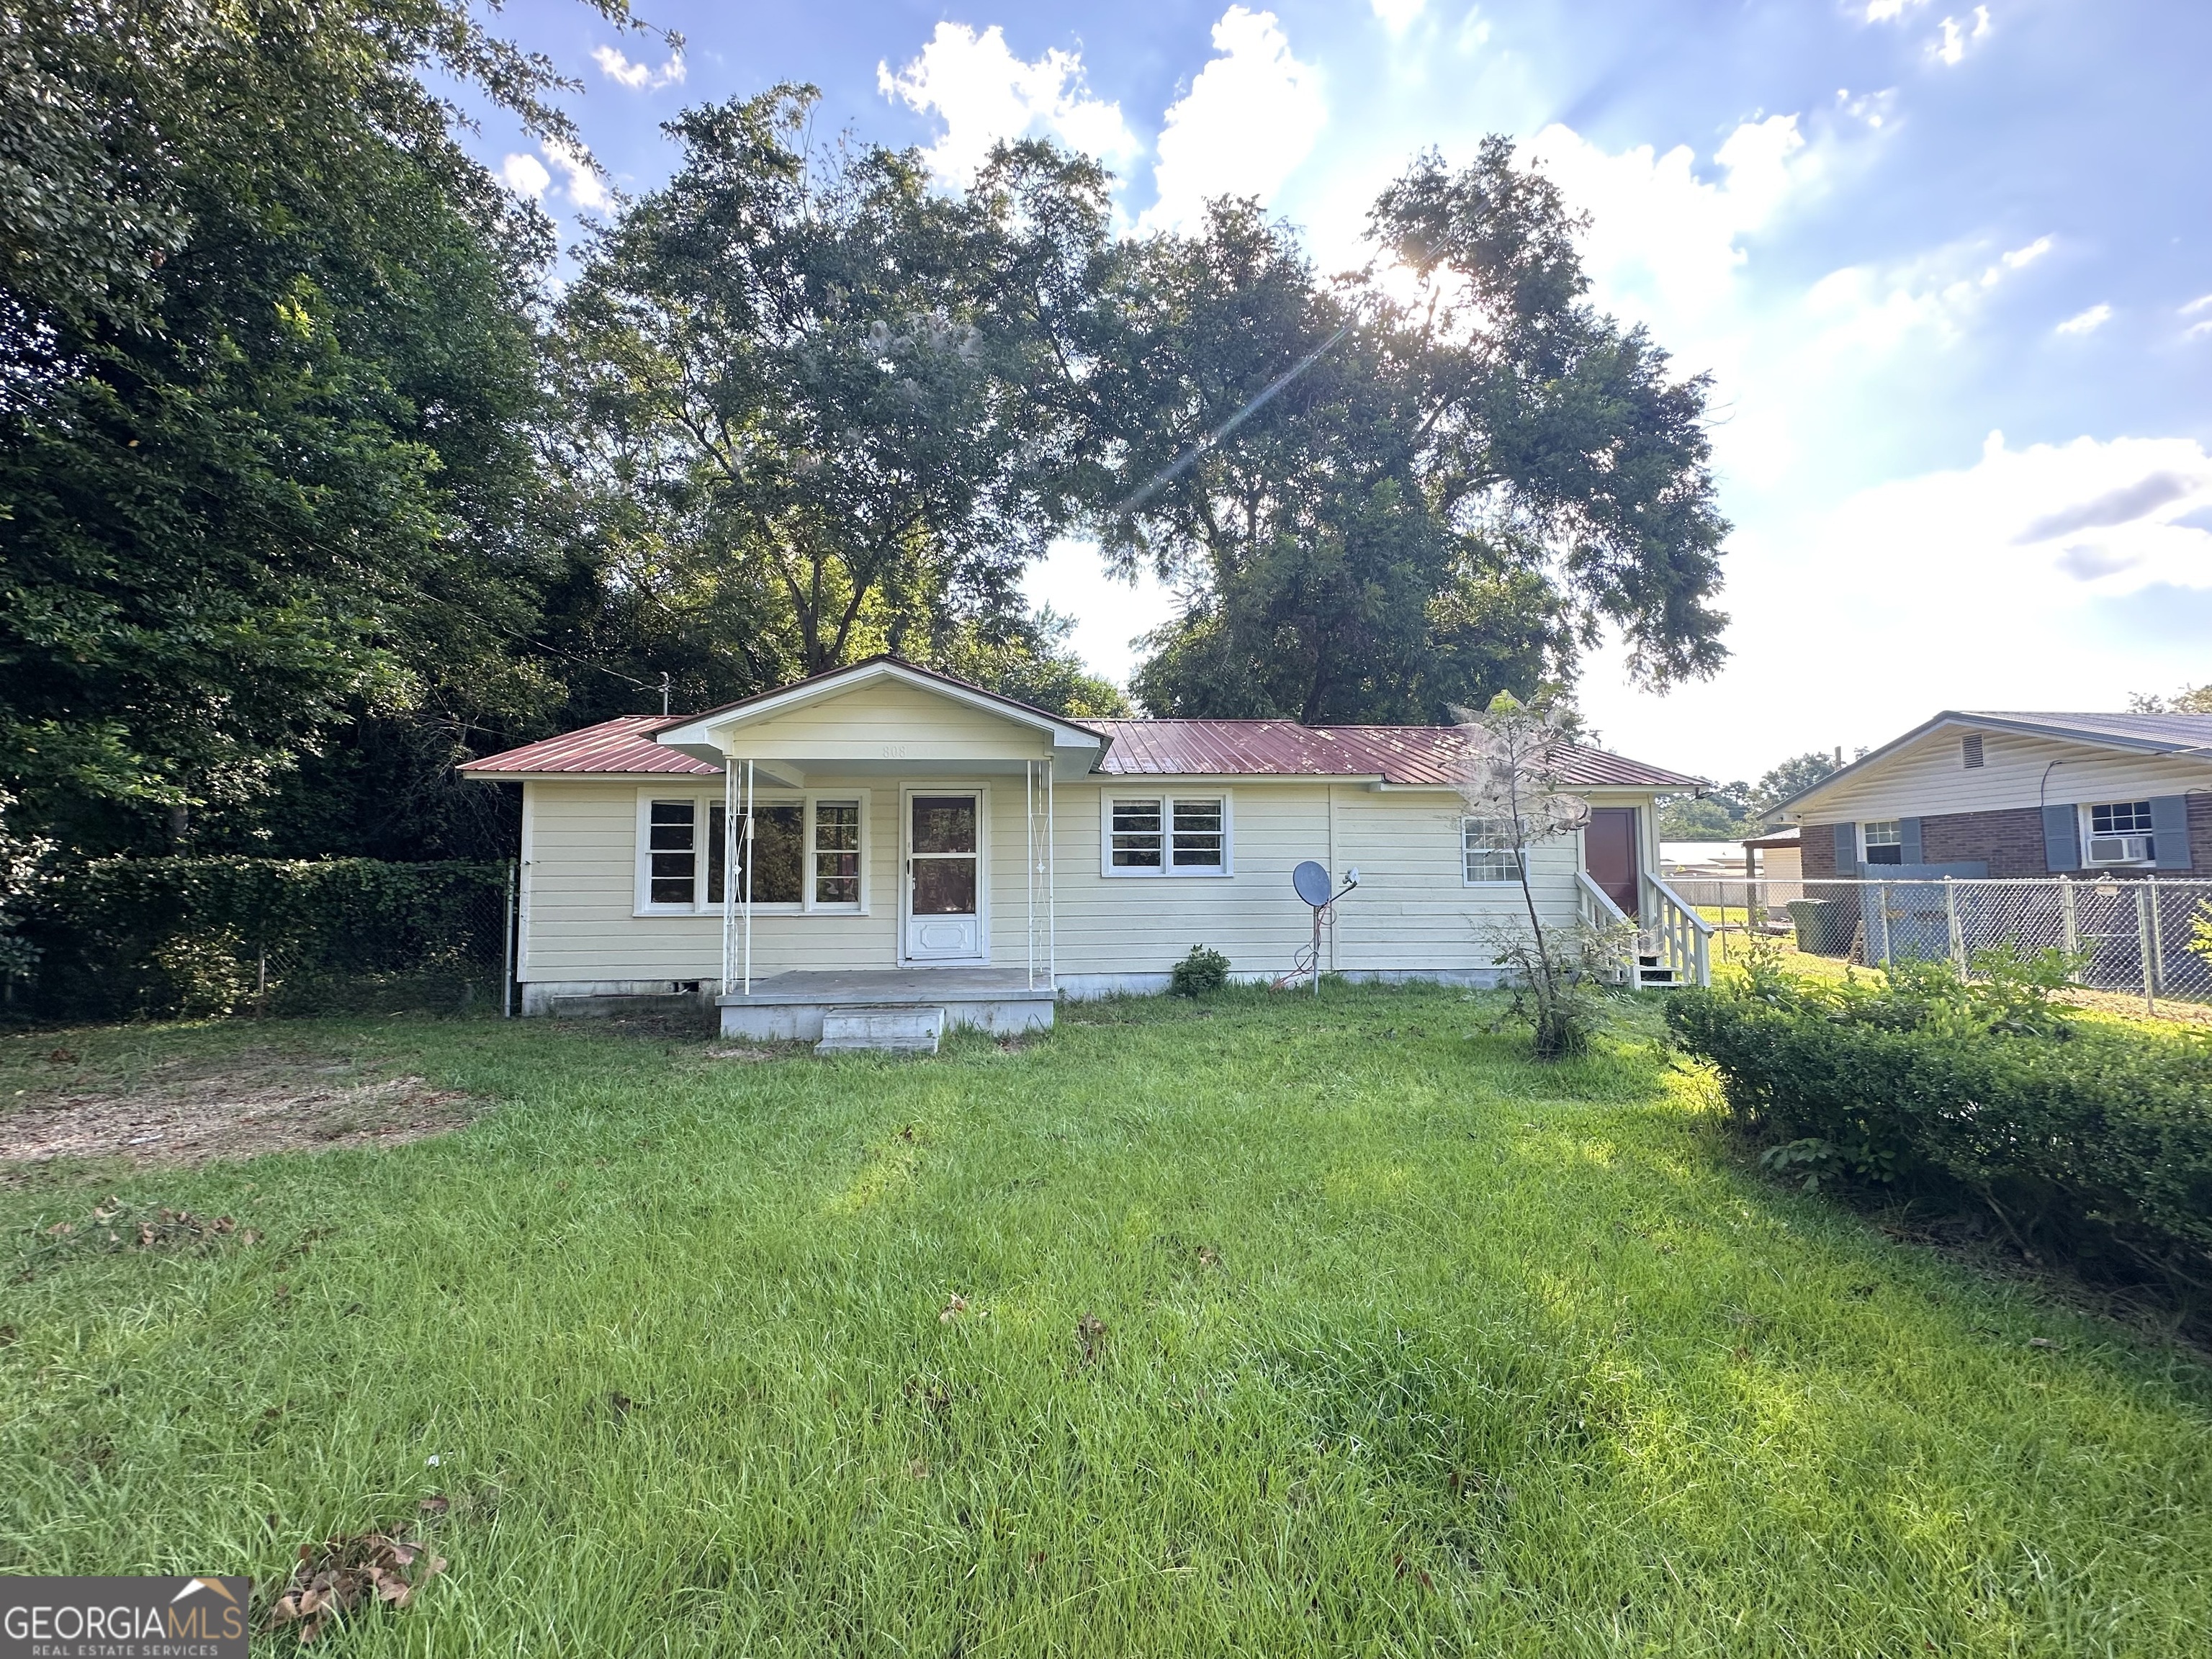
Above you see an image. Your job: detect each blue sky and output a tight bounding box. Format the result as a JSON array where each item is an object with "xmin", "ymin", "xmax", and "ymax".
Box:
[{"xmin": 468, "ymin": 0, "xmax": 2212, "ymax": 780}]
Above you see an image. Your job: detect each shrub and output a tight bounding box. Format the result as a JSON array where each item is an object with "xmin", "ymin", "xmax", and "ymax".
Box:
[
  {"xmin": 1668, "ymin": 948, "xmax": 2212, "ymax": 1292},
  {"xmin": 18, "ymin": 857, "xmax": 511, "ymax": 1020},
  {"xmin": 1169, "ymin": 945, "xmax": 1231, "ymax": 997}
]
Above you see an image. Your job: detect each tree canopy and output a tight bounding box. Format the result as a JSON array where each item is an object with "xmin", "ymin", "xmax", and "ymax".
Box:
[
  {"xmin": 1655, "ymin": 750, "xmax": 1840, "ymax": 840},
  {"xmin": 1098, "ymin": 140, "xmax": 1729, "ymax": 725},
  {"xmin": 3, "ymin": 12, "xmax": 1732, "ymax": 873},
  {"xmin": 546, "ymin": 87, "xmax": 1125, "ymax": 717},
  {"xmin": 0, "ymin": 0, "xmax": 642, "ymax": 855}
]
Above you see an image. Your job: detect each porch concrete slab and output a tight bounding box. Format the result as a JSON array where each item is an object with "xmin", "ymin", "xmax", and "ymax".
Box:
[{"xmin": 716, "ymin": 968, "xmax": 1054, "ymax": 1043}]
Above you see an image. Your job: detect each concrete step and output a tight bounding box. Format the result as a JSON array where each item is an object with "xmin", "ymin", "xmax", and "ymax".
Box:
[{"xmin": 814, "ymin": 1004, "xmax": 945, "ymax": 1056}]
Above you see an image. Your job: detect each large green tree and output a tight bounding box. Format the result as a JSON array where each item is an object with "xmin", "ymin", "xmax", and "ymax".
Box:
[
  {"xmin": 548, "ymin": 89, "xmax": 1123, "ymax": 716},
  {"xmin": 1100, "ymin": 140, "xmax": 1729, "ymax": 724},
  {"xmin": 0, "ymin": 0, "xmax": 632, "ymax": 855}
]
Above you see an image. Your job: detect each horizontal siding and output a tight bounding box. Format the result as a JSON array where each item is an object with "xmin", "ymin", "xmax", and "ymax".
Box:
[
  {"xmin": 523, "ymin": 779, "xmax": 897, "ymax": 981},
  {"xmin": 716, "ymin": 681, "xmax": 1048, "ymax": 763},
  {"xmin": 1046, "ymin": 783, "xmax": 1580, "ymax": 979},
  {"xmin": 1806, "ymin": 727, "xmax": 2212, "ymax": 821},
  {"xmin": 1332, "ymin": 789, "xmax": 1579, "ymax": 973},
  {"xmin": 523, "ymin": 777, "xmax": 1604, "ymax": 985}
]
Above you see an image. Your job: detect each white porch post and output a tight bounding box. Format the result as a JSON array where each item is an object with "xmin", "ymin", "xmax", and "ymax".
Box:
[
  {"xmin": 1025, "ymin": 760, "xmax": 1036, "ymax": 991},
  {"xmin": 742, "ymin": 758, "xmax": 755, "ymax": 997},
  {"xmin": 1046, "ymin": 763, "xmax": 1056, "ymax": 989},
  {"xmin": 720, "ymin": 758, "xmax": 735, "ymax": 994}
]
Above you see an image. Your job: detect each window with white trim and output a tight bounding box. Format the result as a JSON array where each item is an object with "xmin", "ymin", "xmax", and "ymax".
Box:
[
  {"xmin": 1102, "ymin": 794, "xmax": 1232, "ymax": 876},
  {"xmin": 813, "ymin": 801, "xmax": 862, "ymax": 904},
  {"xmin": 2082, "ymin": 800, "xmax": 2155, "ymax": 866},
  {"xmin": 1462, "ymin": 818, "xmax": 1521, "ymax": 884},
  {"xmin": 638, "ymin": 791, "xmax": 868, "ymax": 913},
  {"xmin": 646, "ymin": 800, "xmax": 697, "ymax": 906},
  {"xmin": 1861, "ymin": 820, "xmax": 1903, "ymax": 866}
]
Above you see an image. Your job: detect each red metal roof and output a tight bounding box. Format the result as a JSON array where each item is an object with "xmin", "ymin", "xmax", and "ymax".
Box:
[
  {"xmin": 464, "ymin": 710, "xmax": 1701, "ymax": 791},
  {"xmin": 1080, "ymin": 719, "xmax": 1700, "ymax": 789},
  {"xmin": 463, "ymin": 716, "xmax": 719, "ymax": 777}
]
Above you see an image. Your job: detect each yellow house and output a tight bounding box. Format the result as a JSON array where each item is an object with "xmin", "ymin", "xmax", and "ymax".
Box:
[{"xmin": 463, "ymin": 658, "xmax": 1707, "ymax": 1040}]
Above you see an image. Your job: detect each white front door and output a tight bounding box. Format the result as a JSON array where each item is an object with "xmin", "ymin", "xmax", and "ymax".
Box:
[{"xmin": 903, "ymin": 791, "xmax": 985, "ymax": 961}]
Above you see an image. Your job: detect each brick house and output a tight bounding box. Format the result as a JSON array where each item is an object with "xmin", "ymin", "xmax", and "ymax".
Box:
[{"xmin": 1776, "ymin": 711, "xmax": 2212, "ymax": 883}]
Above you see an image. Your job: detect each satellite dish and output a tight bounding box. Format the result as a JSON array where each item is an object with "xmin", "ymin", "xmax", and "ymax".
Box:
[{"xmin": 1292, "ymin": 860, "xmax": 1332, "ymax": 907}]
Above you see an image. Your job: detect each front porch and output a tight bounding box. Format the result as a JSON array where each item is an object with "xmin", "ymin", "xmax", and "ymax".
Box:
[{"xmin": 717, "ymin": 967, "xmax": 1055, "ymax": 1043}]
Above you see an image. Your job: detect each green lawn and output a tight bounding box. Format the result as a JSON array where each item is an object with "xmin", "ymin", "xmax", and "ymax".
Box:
[{"xmin": 4, "ymin": 988, "xmax": 2211, "ymax": 1655}]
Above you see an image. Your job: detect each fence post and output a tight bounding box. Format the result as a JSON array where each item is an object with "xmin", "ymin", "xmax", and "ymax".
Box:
[
  {"xmin": 2136, "ymin": 884, "xmax": 2156, "ymax": 1015},
  {"xmin": 2059, "ymin": 875, "xmax": 2077, "ymax": 957},
  {"xmin": 2146, "ymin": 874, "xmax": 2164, "ymax": 997},
  {"xmin": 1943, "ymin": 876, "xmax": 1965, "ymax": 975},
  {"xmin": 256, "ymin": 945, "xmax": 268, "ymax": 1019},
  {"xmin": 2132, "ymin": 884, "xmax": 2149, "ymax": 1012},
  {"xmin": 503, "ymin": 859, "xmax": 518, "ymax": 1019}
]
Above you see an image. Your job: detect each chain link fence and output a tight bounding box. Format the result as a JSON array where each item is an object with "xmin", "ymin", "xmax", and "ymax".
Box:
[
  {"xmin": 5, "ymin": 858, "xmax": 517, "ymax": 1023},
  {"xmin": 1673, "ymin": 874, "xmax": 2212, "ymax": 1015}
]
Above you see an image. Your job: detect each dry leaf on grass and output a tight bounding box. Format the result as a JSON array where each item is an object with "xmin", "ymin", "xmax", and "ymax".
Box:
[
  {"xmin": 20, "ymin": 1201, "xmax": 261, "ymax": 1276},
  {"xmin": 267, "ymin": 1533, "xmax": 445, "ymax": 1642},
  {"xmin": 1076, "ymin": 1313, "xmax": 1107, "ymax": 1366},
  {"xmin": 939, "ymin": 1293, "xmax": 969, "ymax": 1321}
]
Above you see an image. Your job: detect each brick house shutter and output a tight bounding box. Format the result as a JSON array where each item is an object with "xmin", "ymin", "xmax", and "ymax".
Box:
[
  {"xmin": 2150, "ymin": 795, "xmax": 2192, "ymax": 869},
  {"xmin": 2041, "ymin": 803, "xmax": 2080, "ymax": 871},
  {"xmin": 1898, "ymin": 817, "xmax": 1923, "ymax": 865},
  {"xmin": 1833, "ymin": 823, "xmax": 1856, "ymax": 870}
]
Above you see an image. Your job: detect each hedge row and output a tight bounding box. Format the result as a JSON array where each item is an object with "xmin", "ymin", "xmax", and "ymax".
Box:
[
  {"xmin": 13, "ymin": 857, "xmax": 511, "ymax": 1020},
  {"xmin": 1667, "ymin": 952, "xmax": 2212, "ymax": 1291}
]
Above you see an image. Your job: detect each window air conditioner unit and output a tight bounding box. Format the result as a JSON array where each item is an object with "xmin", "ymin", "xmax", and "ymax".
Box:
[{"xmin": 2086, "ymin": 834, "xmax": 2152, "ymax": 865}]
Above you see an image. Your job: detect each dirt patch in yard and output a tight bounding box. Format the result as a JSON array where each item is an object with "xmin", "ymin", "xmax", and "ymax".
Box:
[{"xmin": 0, "ymin": 1049, "xmax": 483, "ymax": 1167}]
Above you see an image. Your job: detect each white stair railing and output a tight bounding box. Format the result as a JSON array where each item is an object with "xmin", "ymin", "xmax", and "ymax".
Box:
[
  {"xmin": 1641, "ymin": 874, "xmax": 1714, "ymax": 987},
  {"xmin": 1575, "ymin": 871, "xmax": 1637, "ymax": 985}
]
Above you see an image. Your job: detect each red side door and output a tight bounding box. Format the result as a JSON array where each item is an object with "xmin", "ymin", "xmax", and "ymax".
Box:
[{"xmin": 1586, "ymin": 807, "xmax": 1640, "ymax": 919}]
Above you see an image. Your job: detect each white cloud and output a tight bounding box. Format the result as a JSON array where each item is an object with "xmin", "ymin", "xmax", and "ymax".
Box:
[
  {"xmin": 878, "ymin": 24, "xmax": 1138, "ymax": 186},
  {"xmin": 1578, "ymin": 432, "xmax": 2212, "ymax": 777},
  {"xmin": 1863, "ymin": 0, "xmax": 1927, "ymax": 19},
  {"xmin": 1812, "ymin": 432, "xmax": 2212, "ymax": 607},
  {"xmin": 542, "ymin": 139, "xmax": 609, "ymax": 212},
  {"xmin": 592, "ymin": 43, "xmax": 685, "ymax": 91},
  {"xmin": 1525, "ymin": 114, "xmax": 1812, "ymax": 333},
  {"xmin": 2183, "ymin": 293, "xmax": 2212, "ymax": 316},
  {"xmin": 1370, "ymin": 0, "xmax": 1427, "ymax": 33},
  {"xmin": 499, "ymin": 152, "xmax": 551, "ymax": 199},
  {"xmin": 2055, "ymin": 302, "xmax": 2112, "ymax": 336},
  {"xmin": 1931, "ymin": 6, "xmax": 1992, "ymax": 66},
  {"xmin": 1142, "ymin": 7, "xmax": 1326, "ymax": 233},
  {"xmin": 1798, "ymin": 233, "xmax": 2051, "ymax": 364},
  {"xmin": 1835, "ymin": 86, "xmax": 1899, "ymax": 130}
]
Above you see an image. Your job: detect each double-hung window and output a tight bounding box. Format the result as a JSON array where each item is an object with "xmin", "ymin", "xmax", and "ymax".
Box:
[
  {"xmin": 813, "ymin": 802, "xmax": 862, "ymax": 904},
  {"xmin": 1462, "ymin": 818, "xmax": 1521, "ymax": 885},
  {"xmin": 639, "ymin": 791, "xmax": 868, "ymax": 912},
  {"xmin": 1861, "ymin": 820, "xmax": 1903, "ymax": 865},
  {"xmin": 1102, "ymin": 794, "xmax": 1232, "ymax": 876},
  {"xmin": 646, "ymin": 801, "xmax": 698, "ymax": 906},
  {"xmin": 2082, "ymin": 799, "xmax": 2156, "ymax": 866}
]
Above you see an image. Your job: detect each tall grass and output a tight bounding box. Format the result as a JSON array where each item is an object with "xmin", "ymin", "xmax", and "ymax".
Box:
[{"xmin": 3, "ymin": 986, "xmax": 2209, "ymax": 1655}]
